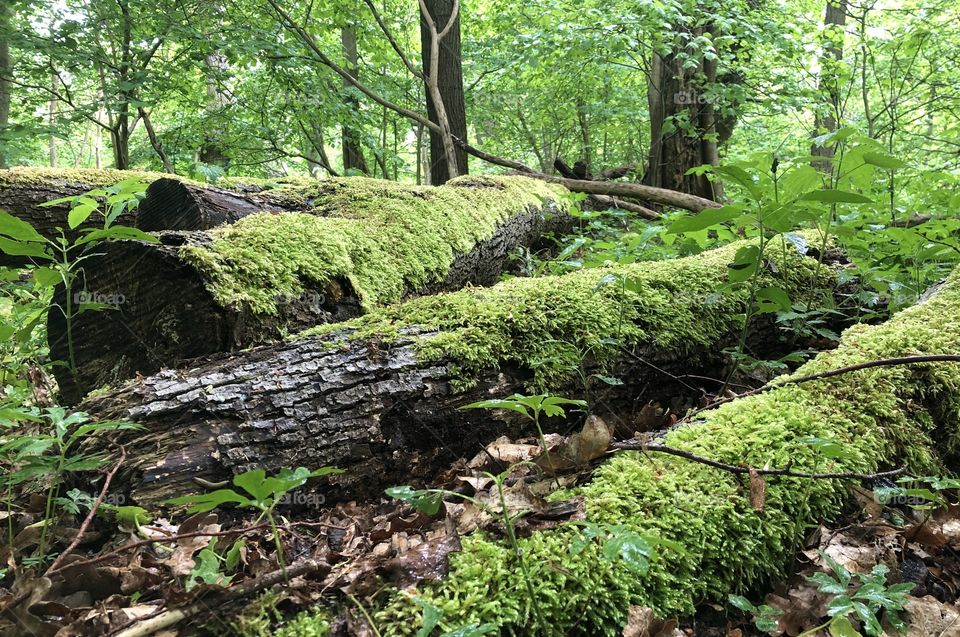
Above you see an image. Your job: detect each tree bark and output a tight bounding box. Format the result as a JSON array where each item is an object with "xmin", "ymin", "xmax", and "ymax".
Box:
[
  {"xmin": 419, "ymin": 0, "xmax": 468, "ymax": 184},
  {"xmin": 198, "ymin": 52, "xmax": 230, "ymax": 167},
  {"xmin": 134, "ymin": 178, "xmax": 308, "ymax": 231},
  {"xmin": 0, "ymin": 2, "xmax": 11, "ymax": 170},
  {"xmin": 50, "ymin": 177, "xmax": 570, "ymax": 401},
  {"xmin": 811, "ymin": 0, "xmax": 847, "ymax": 172},
  {"xmin": 78, "ymin": 239, "xmax": 844, "ymax": 506},
  {"xmin": 341, "ymin": 26, "xmax": 370, "ymax": 175}
]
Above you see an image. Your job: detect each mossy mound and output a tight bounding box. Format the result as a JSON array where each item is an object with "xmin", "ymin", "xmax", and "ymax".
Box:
[
  {"xmin": 305, "ymin": 233, "xmax": 832, "ymax": 391},
  {"xmin": 360, "ymin": 268, "xmax": 959, "ymax": 635},
  {"xmin": 179, "ymin": 176, "xmax": 567, "ymax": 315}
]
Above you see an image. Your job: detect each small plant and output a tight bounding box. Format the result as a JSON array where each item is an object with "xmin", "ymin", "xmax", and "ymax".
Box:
[
  {"xmin": 803, "ymin": 551, "xmax": 913, "ymax": 636},
  {"xmin": 0, "ymin": 179, "xmax": 156, "ymax": 386},
  {"xmin": 0, "ymin": 407, "xmax": 140, "ymax": 562},
  {"xmin": 461, "ymin": 393, "xmax": 587, "ymax": 477},
  {"xmin": 728, "ymin": 594, "xmax": 784, "ymax": 633},
  {"xmin": 168, "ymin": 466, "xmax": 342, "ymax": 575}
]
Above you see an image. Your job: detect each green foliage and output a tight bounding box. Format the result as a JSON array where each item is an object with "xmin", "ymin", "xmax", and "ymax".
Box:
[
  {"xmin": 803, "ymin": 552, "xmax": 914, "ymax": 636},
  {"xmin": 168, "ymin": 466, "xmax": 342, "ymax": 574},
  {"xmin": 727, "ymin": 594, "xmax": 783, "ymax": 633},
  {"xmin": 372, "ymin": 262, "xmax": 960, "ymax": 636}
]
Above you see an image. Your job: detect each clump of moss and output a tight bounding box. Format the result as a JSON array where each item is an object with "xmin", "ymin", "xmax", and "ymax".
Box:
[
  {"xmin": 371, "ymin": 266, "xmax": 960, "ymax": 636},
  {"xmin": 179, "ymin": 176, "xmax": 566, "ymax": 315},
  {"xmin": 305, "ymin": 234, "xmax": 832, "ymax": 390}
]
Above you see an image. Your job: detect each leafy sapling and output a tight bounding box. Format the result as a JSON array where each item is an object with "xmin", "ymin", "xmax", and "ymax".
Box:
[{"xmin": 168, "ymin": 466, "xmax": 342, "ymax": 576}]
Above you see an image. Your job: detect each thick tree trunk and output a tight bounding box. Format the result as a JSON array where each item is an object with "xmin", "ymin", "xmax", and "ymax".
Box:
[
  {"xmin": 644, "ymin": 45, "xmax": 715, "ymax": 199},
  {"xmin": 135, "ymin": 178, "xmax": 308, "ymax": 231},
  {"xmin": 79, "ymin": 237, "xmax": 843, "ymax": 506},
  {"xmin": 341, "ymin": 26, "xmax": 369, "ymax": 175},
  {"xmin": 50, "ymin": 176, "xmax": 570, "ymax": 402},
  {"xmin": 420, "ymin": 0, "xmax": 468, "ymax": 184}
]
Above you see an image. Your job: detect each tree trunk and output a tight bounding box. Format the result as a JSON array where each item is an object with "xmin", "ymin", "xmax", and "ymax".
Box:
[
  {"xmin": 199, "ymin": 52, "xmax": 230, "ymax": 167},
  {"xmin": 341, "ymin": 26, "xmax": 369, "ymax": 175},
  {"xmin": 0, "ymin": 3, "xmax": 11, "ymax": 170},
  {"xmin": 420, "ymin": 0, "xmax": 468, "ymax": 184},
  {"xmin": 644, "ymin": 39, "xmax": 716, "ymax": 199},
  {"xmin": 139, "ymin": 108, "xmax": 174, "ymax": 174},
  {"xmin": 49, "ymin": 176, "xmax": 571, "ymax": 401},
  {"xmin": 49, "ymin": 72, "xmax": 58, "ymax": 168},
  {"xmin": 79, "ymin": 237, "xmax": 843, "ymax": 506},
  {"xmin": 811, "ymin": 0, "xmax": 847, "ymax": 172}
]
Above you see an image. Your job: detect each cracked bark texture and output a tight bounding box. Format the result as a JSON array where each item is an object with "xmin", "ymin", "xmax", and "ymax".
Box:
[
  {"xmin": 50, "ymin": 195, "xmax": 568, "ymax": 403},
  {"xmin": 79, "ymin": 252, "xmax": 848, "ymax": 507}
]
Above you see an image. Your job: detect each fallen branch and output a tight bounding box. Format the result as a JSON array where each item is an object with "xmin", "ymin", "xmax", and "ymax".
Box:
[
  {"xmin": 45, "ymin": 447, "xmax": 126, "ymax": 576},
  {"xmin": 684, "ymin": 354, "xmax": 960, "ymax": 422},
  {"xmin": 611, "ymin": 441, "xmax": 906, "ymax": 481},
  {"xmin": 113, "ymin": 558, "xmax": 330, "ymax": 637}
]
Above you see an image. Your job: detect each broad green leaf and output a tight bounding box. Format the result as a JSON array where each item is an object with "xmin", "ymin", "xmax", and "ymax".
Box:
[
  {"xmin": 414, "ymin": 597, "xmax": 443, "ymax": 637},
  {"xmin": 828, "ymin": 616, "xmax": 861, "ymax": 637},
  {"xmin": 386, "ymin": 486, "xmax": 443, "ymax": 516},
  {"xmin": 167, "ymin": 488, "xmax": 252, "ymax": 513},
  {"xmin": 727, "ymin": 595, "xmax": 757, "ymax": 613},
  {"xmin": 862, "ymin": 152, "xmax": 905, "ymax": 170},
  {"xmin": 801, "ymin": 190, "xmax": 873, "ymax": 204},
  {"xmin": 0, "ymin": 209, "xmax": 46, "ymax": 243},
  {"xmin": 666, "ymin": 205, "xmax": 743, "ymax": 234},
  {"xmin": 68, "ymin": 202, "xmax": 98, "ymax": 229}
]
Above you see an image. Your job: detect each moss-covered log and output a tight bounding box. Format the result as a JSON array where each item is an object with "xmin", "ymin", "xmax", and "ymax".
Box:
[
  {"xmin": 49, "ymin": 176, "xmax": 569, "ymax": 401},
  {"xmin": 359, "ymin": 271, "xmax": 960, "ymax": 637},
  {"xmin": 0, "ymin": 167, "xmax": 177, "ymax": 265},
  {"xmin": 134, "ymin": 178, "xmax": 317, "ymax": 231},
  {"xmin": 79, "ymin": 237, "xmax": 840, "ymax": 506}
]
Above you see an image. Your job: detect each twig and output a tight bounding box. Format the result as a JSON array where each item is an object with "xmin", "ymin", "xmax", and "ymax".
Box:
[
  {"xmin": 620, "ymin": 347, "xmax": 704, "ymax": 395},
  {"xmin": 683, "ymin": 354, "xmax": 960, "ymax": 422},
  {"xmin": 45, "ymin": 447, "xmax": 126, "ymax": 576},
  {"xmin": 113, "ymin": 558, "xmax": 329, "ymax": 637},
  {"xmin": 612, "ymin": 441, "xmax": 906, "ymax": 480}
]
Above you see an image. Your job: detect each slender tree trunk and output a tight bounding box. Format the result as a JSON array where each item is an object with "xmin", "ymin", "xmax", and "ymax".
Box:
[
  {"xmin": 576, "ymin": 96, "xmax": 591, "ymax": 173},
  {"xmin": 811, "ymin": 0, "xmax": 847, "ymax": 172},
  {"xmin": 199, "ymin": 52, "xmax": 230, "ymax": 166},
  {"xmin": 139, "ymin": 107, "xmax": 174, "ymax": 173},
  {"xmin": 48, "ymin": 72, "xmax": 58, "ymax": 168},
  {"xmin": 0, "ymin": 3, "xmax": 10, "ymax": 169},
  {"xmin": 419, "ymin": 0, "xmax": 467, "ymax": 184},
  {"xmin": 341, "ymin": 25, "xmax": 370, "ymax": 174}
]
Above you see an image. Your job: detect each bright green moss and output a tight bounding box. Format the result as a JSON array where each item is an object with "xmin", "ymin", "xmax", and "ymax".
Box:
[
  {"xmin": 0, "ymin": 166, "xmax": 202, "ymax": 188},
  {"xmin": 179, "ymin": 176, "xmax": 567, "ymax": 315},
  {"xmin": 306, "ymin": 233, "xmax": 832, "ymax": 391},
  {"xmin": 370, "ymin": 266, "xmax": 960, "ymax": 636}
]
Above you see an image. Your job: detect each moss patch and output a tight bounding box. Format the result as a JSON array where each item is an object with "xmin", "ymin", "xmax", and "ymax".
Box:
[
  {"xmin": 305, "ymin": 233, "xmax": 832, "ymax": 391},
  {"xmin": 0, "ymin": 166, "xmax": 201, "ymax": 189},
  {"xmin": 179, "ymin": 176, "xmax": 567, "ymax": 315},
  {"xmin": 366, "ymin": 266, "xmax": 960, "ymax": 636}
]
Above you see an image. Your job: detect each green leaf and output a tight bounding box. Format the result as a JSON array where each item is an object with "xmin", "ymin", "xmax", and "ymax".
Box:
[
  {"xmin": 756, "ymin": 286, "xmax": 792, "ymax": 312},
  {"xmin": 0, "ymin": 210, "xmax": 46, "ymax": 243},
  {"xmin": 828, "ymin": 615, "xmax": 862, "ymax": 637},
  {"xmin": 728, "ymin": 594, "xmax": 757, "ymax": 613},
  {"xmin": 167, "ymin": 488, "xmax": 252, "ymax": 513},
  {"xmin": 862, "ymin": 152, "xmax": 905, "ymax": 170},
  {"xmin": 68, "ymin": 202, "xmax": 98, "ymax": 229},
  {"xmin": 801, "ymin": 190, "xmax": 873, "ymax": 204},
  {"xmin": 0, "ymin": 237, "xmax": 50, "ymax": 258},
  {"xmin": 666, "ymin": 205, "xmax": 743, "ymax": 234},
  {"xmin": 386, "ymin": 486, "xmax": 443, "ymax": 516},
  {"xmin": 728, "ymin": 245, "xmax": 761, "ymax": 282},
  {"xmin": 602, "ymin": 531, "xmax": 651, "ymax": 574},
  {"xmin": 414, "ymin": 597, "xmax": 443, "ymax": 637}
]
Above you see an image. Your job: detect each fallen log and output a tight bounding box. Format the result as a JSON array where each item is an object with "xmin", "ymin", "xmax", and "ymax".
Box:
[
  {"xmin": 49, "ymin": 176, "xmax": 569, "ymax": 401},
  {"xmin": 134, "ymin": 178, "xmax": 320, "ymax": 232},
  {"xmin": 79, "ymin": 236, "xmax": 841, "ymax": 507},
  {"xmin": 0, "ymin": 167, "xmax": 176, "ymax": 265},
  {"xmin": 365, "ymin": 268, "xmax": 960, "ymax": 636}
]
